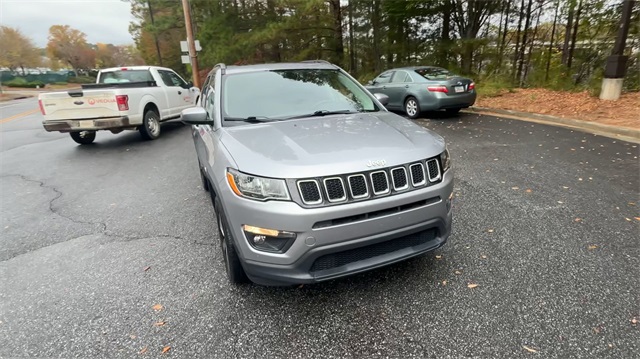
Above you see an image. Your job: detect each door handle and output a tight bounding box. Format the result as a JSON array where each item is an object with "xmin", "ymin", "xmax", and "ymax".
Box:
[{"xmin": 405, "ymin": 85, "xmax": 409, "ymax": 88}]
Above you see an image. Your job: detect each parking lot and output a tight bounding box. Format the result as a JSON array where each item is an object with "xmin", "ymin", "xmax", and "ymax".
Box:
[{"xmin": 1, "ymin": 97, "xmax": 638, "ymax": 358}]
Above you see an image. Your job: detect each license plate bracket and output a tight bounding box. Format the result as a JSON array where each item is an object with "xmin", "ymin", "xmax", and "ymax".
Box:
[
  {"xmin": 454, "ymin": 86, "xmax": 464, "ymax": 93},
  {"xmin": 78, "ymin": 120, "xmax": 94, "ymax": 128}
]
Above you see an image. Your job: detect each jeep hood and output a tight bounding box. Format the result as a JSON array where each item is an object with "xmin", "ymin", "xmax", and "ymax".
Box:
[{"xmin": 220, "ymin": 112, "xmax": 446, "ymax": 179}]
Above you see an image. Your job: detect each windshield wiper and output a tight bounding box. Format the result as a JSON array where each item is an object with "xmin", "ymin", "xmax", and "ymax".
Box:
[
  {"xmin": 224, "ymin": 116, "xmax": 274, "ymax": 123},
  {"xmin": 284, "ymin": 109, "xmax": 360, "ymax": 120}
]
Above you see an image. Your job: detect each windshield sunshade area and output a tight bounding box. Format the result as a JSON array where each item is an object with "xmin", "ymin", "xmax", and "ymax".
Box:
[{"xmin": 222, "ymin": 69, "xmax": 379, "ymax": 122}]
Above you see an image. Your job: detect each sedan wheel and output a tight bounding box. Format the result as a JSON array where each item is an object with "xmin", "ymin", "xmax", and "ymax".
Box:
[{"xmin": 404, "ymin": 97, "xmax": 420, "ymax": 119}]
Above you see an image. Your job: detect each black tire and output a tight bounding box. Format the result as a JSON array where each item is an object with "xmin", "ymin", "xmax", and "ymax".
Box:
[
  {"xmin": 214, "ymin": 195, "xmax": 248, "ymax": 284},
  {"xmin": 446, "ymin": 108, "xmax": 462, "ymax": 114},
  {"xmin": 70, "ymin": 131, "xmax": 96, "ymax": 145},
  {"xmin": 404, "ymin": 96, "xmax": 421, "ymax": 119},
  {"xmin": 139, "ymin": 110, "xmax": 161, "ymax": 140}
]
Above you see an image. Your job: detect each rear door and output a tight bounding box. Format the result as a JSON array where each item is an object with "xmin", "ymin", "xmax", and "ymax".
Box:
[
  {"xmin": 385, "ymin": 71, "xmax": 411, "ymax": 108},
  {"xmin": 156, "ymin": 69, "xmax": 193, "ymax": 117},
  {"xmin": 40, "ymin": 89, "xmax": 121, "ymax": 121}
]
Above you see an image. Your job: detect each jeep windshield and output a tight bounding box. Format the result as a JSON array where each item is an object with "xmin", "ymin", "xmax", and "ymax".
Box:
[{"xmin": 221, "ymin": 68, "xmax": 380, "ymax": 123}]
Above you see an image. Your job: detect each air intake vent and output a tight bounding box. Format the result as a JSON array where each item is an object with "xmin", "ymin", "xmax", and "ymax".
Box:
[
  {"xmin": 391, "ymin": 167, "xmax": 408, "ymax": 190},
  {"xmin": 370, "ymin": 171, "xmax": 390, "ymax": 195},
  {"xmin": 348, "ymin": 174, "xmax": 368, "ymax": 198},
  {"xmin": 324, "ymin": 177, "xmax": 346, "ymax": 202},
  {"xmin": 409, "ymin": 163, "xmax": 426, "ymax": 186},
  {"xmin": 426, "ymin": 159, "xmax": 441, "ymax": 182},
  {"xmin": 297, "ymin": 180, "xmax": 322, "ymax": 204}
]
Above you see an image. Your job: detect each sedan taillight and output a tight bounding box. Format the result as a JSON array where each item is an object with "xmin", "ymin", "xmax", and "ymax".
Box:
[
  {"xmin": 468, "ymin": 82, "xmax": 475, "ymax": 91},
  {"xmin": 427, "ymin": 86, "xmax": 448, "ymax": 93},
  {"xmin": 115, "ymin": 95, "xmax": 129, "ymax": 111}
]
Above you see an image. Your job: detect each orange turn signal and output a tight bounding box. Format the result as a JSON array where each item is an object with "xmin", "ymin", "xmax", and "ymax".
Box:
[{"xmin": 226, "ymin": 172, "xmax": 242, "ymax": 196}]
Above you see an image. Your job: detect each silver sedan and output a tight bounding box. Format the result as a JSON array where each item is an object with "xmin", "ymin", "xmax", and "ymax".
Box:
[{"xmin": 365, "ymin": 66, "xmax": 477, "ymax": 119}]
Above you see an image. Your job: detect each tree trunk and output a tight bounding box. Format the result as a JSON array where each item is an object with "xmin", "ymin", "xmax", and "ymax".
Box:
[
  {"xmin": 372, "ymin": 0, "xmax": 381, "ymax": 72},
  {"xmin": 348, "ymin": 0, "xmax": 356, "ymax": 74},
  {"xmin": 440, "ymin": 1, "xmax": 451, "ymax": 67},
  {"xmin": 567, "ymin": 0, "xmax": 582, "ymax": 70},
  {"xmin": 561, "ymin": 0, "xmax": 575, "ymax": 66},
  {"xmin": 328, "ymin": 0, "xmax": 344, "ymax": 66},
  {"xmin": 512, "ymin": 0, "xmax": 525, "ymax": 81},
  {"xmin": 497, "ymin": 0, "xmax": 511, "ymax": 70},
  {"xmin": 517, "ymin": 0, "xmax": 533, "ymax": 85},
  {"xmin": 545, "ymin": 0, "xmax": 560, "ymax": 82},
  {"xmin": 523, "ymin": 2, "xmax": 543, "ymax": 85}
]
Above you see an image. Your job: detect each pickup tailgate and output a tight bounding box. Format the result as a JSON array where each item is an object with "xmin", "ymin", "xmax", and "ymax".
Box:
[{"xmin": 40, "ymin": 90, "xmax": 123, "ymax": 121}]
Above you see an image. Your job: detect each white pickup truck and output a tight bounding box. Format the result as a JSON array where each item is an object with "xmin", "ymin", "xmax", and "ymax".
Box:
[{"xmin": 38, "ymin": 66, "xmax": 200, "ymax": 144}]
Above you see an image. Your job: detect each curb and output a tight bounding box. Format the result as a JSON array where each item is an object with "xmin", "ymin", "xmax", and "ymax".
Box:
[{"xmin": 465, "ymin": 106, "xmax": 640, "ymax": 143}]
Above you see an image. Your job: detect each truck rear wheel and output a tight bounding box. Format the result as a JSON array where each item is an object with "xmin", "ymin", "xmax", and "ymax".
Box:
[
  {"xmin": 139, "ymin": 110, "xmax": 161, "ymax": 140},
  {"xmin": 70, "ymin": 131, "xmax": 96, "ymax": 145}
]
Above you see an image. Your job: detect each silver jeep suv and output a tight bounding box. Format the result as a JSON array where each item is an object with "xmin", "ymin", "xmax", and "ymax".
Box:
[{"xmin": 181, "ymin": 61, "xmax": 453, "ymax": 286}]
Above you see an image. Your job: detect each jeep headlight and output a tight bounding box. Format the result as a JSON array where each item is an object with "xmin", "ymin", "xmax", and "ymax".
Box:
[
  {"xmin": 440, "ymin": 148, "xmax": 451, "ymax": 172},
  {"xmin": 226, "ymin": 168, "xmax": 290, "ymax": 201}
]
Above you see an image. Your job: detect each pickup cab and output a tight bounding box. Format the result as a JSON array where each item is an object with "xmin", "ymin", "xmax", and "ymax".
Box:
[{"xmin": 38, "ymin": 66, "xmax": 200, "ymax": 144}]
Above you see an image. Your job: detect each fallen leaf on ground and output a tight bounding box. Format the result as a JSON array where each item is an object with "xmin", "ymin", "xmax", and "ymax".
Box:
[
  {"xmin": 442, "ymin": 280, "xmax": 447, "ymax": 286},
  {"xmin": 130, "ymin": 334, "xmax": 137, "ymax": 339},
  {"xmin": 635, "ymin": 217, "xmax": 640, "ymax": 221},
  {"xmin": 588, "ymin": 245, "xmax": 597, "ymax": 250},
  {"xmin": 152, "ymin": 304, "xmax": 163, "ymax": 311},
  {"xmin": 435, "ymin": 255, "xmax": 443, "ymax": 259},
  {"xmin": 575, "ymin": 218, "xmax": 582, "ymax": 222},
  {"xmin": 143, "ymin": 266, "xmax": 151, "ymax": 272},
  {"xmin": 525, "ymin": 189, "xmax": 532, "ymax": 193},
  {"xmin": 608, "ymin": 343, "xmax": 614, "ymax": 348},
  {"xmin": 563, "ymin": 186, "xmax": 569, "ymax": 189},
  {"xmin": 481, "ymin": 255, "xmax": 487, "ymax": 259},
  {"xmin": 625, "ymin": 218, "xmax": 631, "ymax": 222},
  {"xmin": 467, "ymin": 283, "xmax": 479, "ymax": 289},
  {"xmin": 631, "ymin": 317, "xmax": 638, "ymax": 325},
  {"xmin": 139, "ymin": 347, "xmax": 148, "ymax": 354},
  {"xmin": 557, "ymin": 201, "xmax": 564, "ymax": 204},
  {"xmin": 154, "ymin": 321, "xmax": 166, "ymax": 327},
  {"xmin": 578, "ymin": 178, "xmax": 583, "ymax": 181},
  {"xmin": 297, "ymin": 284, "xmax": 304, "ymax": 289},
  {"xmin": 511, "ymin": 186, "xmax": 519, "ymax": 190},
  {"xmin": 523, "ymin": 345, "xmax": 538, "ymax": 353},
  {"xmin": 161, "ymin": 346, "xmax": 171, "ymax": 354},
  {"xmin": 487, "ymin": 229, "xmax": 494, "ymax": 233},
  {"xmin": 454, "ymin": 270, "xmax": 462, "ymax": 275}
]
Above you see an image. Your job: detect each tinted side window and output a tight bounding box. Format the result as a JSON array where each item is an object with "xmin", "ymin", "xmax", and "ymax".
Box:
[
  {"xmin": 375, "ymin": 71, "xmax": 394, "ymax": 84},
  {"xmin": 391, "ymin": 71, "xmax": 410, "ymax": 83},
  {"xmin": 158, "ymin": 70, "xmax": 188, "ymax": 87}
]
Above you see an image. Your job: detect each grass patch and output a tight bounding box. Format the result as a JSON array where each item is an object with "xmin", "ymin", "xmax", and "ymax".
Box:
[{"xmin": 476, "ymin": 77, "xmax": 514, "ymax": 98}]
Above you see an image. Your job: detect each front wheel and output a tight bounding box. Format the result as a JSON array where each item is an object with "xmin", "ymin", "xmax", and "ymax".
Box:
[
  {"xmin": 139, "ymin": 110, "xmax": 161, "ymax": 140},
  {"xmin": 70, "ymin": 131, "xmax": 96, "ymax": 145},
  {"xmin": 404, "ymin": 96, "xmax": 421, "ymax": 119},
  {"xmin": 214, "ymin": 195, "xmax": 249, "ymax": 284}
]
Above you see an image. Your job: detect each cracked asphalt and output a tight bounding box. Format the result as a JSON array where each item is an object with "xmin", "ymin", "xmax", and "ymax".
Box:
[{"xmin": 1, "ymin": 98, "xmax": 638, "ymax": 358}]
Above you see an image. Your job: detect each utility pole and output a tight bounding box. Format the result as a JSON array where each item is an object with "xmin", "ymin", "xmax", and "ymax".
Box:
[
  {"xmin": 600, "ymin": 0, "xmax": 635, "ymax": 101},
  {"xmin": 181, "ymin": 0, "xmax": 200, "ymax": 89}
]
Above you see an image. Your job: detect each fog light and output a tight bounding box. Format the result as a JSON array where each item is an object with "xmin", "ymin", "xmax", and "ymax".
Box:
[
  {"xmin": 253, "ymin": 235, "xmax": 266, "ymax": 245},
  {"xmin": 242, "ymin": 225, "xmax": 296, "ymax": 253}
]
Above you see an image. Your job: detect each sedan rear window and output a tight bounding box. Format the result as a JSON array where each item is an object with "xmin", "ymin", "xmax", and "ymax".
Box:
[{"xmin": 415, "ymin": 67, "xmax": 455, "ymax": 80}]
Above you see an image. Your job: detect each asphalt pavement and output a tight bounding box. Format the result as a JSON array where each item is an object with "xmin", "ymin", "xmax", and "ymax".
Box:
[{"xmin": 1, "ymin": 98, "xmax": 638, "ymax": 358}]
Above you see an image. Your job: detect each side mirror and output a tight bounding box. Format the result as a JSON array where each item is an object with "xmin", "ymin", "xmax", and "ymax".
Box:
[
  {"xmin": 182, "ymin": 81, "xmax": 193, "ymax": 89},
  {"xmin": 181, "ymin": 107, "xmax": 211, "ymax": 125},
  {"xmin": 373, "ymin": 93, "xmax": 389, "ymax": 106}
]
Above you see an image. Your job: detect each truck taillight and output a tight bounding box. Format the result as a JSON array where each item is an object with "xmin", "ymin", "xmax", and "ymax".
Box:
[
  {"xmin": 116, "ymin": 95, "xmax": 129, "ymax": 111},
  {"xmin": 468, "ymin": 82, "xmax": 475, "ymax": 91},
  {"xmin": 38, "ymin": 99, "xmax": 46, "ymax": 115},
  {"xmin": 427, "ymin": 86, "xmax": 448, "ymax": 93}
]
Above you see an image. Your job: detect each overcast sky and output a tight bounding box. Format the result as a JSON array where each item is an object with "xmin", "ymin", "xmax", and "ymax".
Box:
[{"xmin": 0, "ymin": 0, "xmax": 137, "ymax": 48}]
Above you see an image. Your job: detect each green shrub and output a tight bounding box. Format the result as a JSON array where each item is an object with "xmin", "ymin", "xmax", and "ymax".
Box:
[
  {"xmin": 475, "ymin": 76, "xmax": 514, "ymax": 97},
  {"xmin": 4, "ymin": 77, "xmax": 28, "ymax": 87},
  {"xmin": 52, "ymin": 82, "xmax": 68, "ymax": 85},
  {"xmin": 68, "ymin": 76, "xmax": 96, "ymax": 84}
]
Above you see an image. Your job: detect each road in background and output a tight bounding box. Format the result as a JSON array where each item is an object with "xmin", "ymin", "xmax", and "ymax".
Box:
[{"xmin": 0, "ymin": 105, "xmax": 638, "ymax": 358}]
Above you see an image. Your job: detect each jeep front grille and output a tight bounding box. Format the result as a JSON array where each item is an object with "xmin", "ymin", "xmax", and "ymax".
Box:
[
  {"xmin": 295, "ymin": 156, "xmax": 443, "ymax": 207},
  {"xmin": 323, "ymin": 177, "xmax": 346, "ymax": 202},
  {"xmin": 297, "ymin": 180, "xmax": 322, "ymax": 205}
]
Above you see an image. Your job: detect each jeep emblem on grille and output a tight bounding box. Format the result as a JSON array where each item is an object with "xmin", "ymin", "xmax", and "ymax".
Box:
[{"xmin": 366, "ymin": 159, "xmax": 386, "ymax": 167}]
